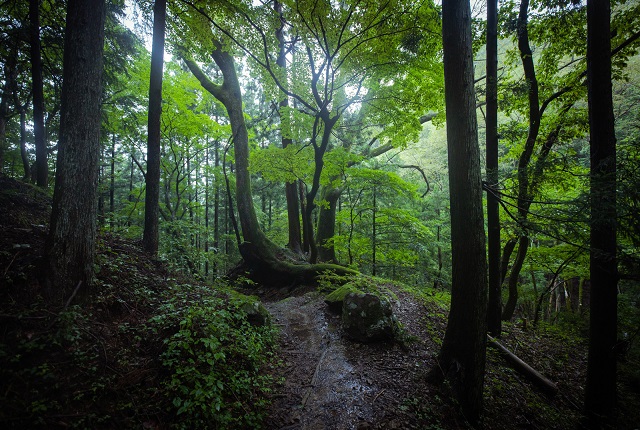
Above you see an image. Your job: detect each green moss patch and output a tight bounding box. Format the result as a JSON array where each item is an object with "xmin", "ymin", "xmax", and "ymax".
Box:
[{"xmin": 324, "ymin": 282, "xmax": 364, "ymax": 312}]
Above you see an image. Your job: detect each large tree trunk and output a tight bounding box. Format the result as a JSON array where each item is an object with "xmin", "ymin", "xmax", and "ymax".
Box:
[
  {"xmin": 316, "ymin": 186, "xmax": 341, "ymax": 263},
  {"xmin": 184, "ymin": 44, "xmax": 355, "ymax": 285},
  {"xmin": 435, "ymin": 0, "xmax": 488, "ymax": 423},
  {"xmin": 584, "ymin": 0, "xmax": 618, "ymax": 426},
  {"xmin": 486, "ymin": 0, "xmax": 501, "ymax": 337},
  {"xmin": 306, "ymin": 112, "xmax": 338, "ymax": 264},
  {"xmin": 142, "ymin": 0, "xmax": 166, "ymax": 256},
  {"xmin": 29, "ymin": 0, "xmax": 48, "ymax": 187},
  {"xmin": 46, "ymin": 0, "xmax": 106, "ymax": 303}
]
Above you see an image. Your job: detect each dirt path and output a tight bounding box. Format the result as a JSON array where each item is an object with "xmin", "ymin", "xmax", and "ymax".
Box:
[{"xmin": 261, "ymin": 288, "xmax": 443, "ymax": 430}]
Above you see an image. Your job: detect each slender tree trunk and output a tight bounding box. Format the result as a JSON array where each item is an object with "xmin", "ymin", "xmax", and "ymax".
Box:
[
  {"xmin": 214, "ymin": 141, "xmax": 220, "ymax": 275},
  {"xmin": 502, "ymin": 235, "xmax": 529, "ymax": 320},
  {"xmin": 142, "ymin": 0, "xmax": 166, "ymax": 256},
  {"xmin": 499, "ymin": 0, "xmax": 540, "ymax": 314},
  {"xmin": 436, "ymin": 0, "xmax": 488, "ymax": 422},
  {"xmin": 500, "ymin": 237, "xmax": 517, "ymax": 284},
  {"xmin": 19, "ymin": 110, "xmax": 30, "ymax": 180},
  {"xmin": 567, "ymin": 277, "xmax": 580, "ymax": 312},
  {"xmin": 46, "ymin": 0, "xmax": 106, "ymax": 302},
  {"xmin": 205, "ymin": 147, "xmax": 210, "ymax": 278},
  {"xmin": 0, "ymin": 45, "xmax": 16, "ymax": 173},
  {"xmin": 486, "ymin": 0, "xmax": 501, "ymax": 337},
  {"xmin": 585, "ymin": 0, "xmax": 618, "ymax": 425},
  {"xmin": 372, "ymin": 185, "xmax": 377, "ymax": 276},
  {"xmin": 29, "ymin": 0, "xmax": 47, "ymax": 187},
  {"xmin": 275, "ymin": 0, "xmax": 303, "ymax": 254},
  {"xmin": 109, "ymin": 134, "xmax": 115, "ymax": 228},
  {"xmin": 299, "ymin": 180, "xmax": 310, "ymax": 253},
  {"xmin": 98, "ymin": 144, "xmax": 105, "ymax": 225}
]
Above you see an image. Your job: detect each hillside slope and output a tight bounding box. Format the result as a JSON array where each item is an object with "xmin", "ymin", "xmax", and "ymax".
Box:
[{"xmin": 1, "ymin": 173, "xmax": 638, "ymax": 429}]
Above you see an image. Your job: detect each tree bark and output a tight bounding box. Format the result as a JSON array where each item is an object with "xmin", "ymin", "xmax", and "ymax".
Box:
[
  {"xmin": 142, "ymin": 0, "xmax": 167, "ymax": 256},
  {"xmin": 19, "ymin": 109, "xmax": 30, "ymax": 180},
  {"xmin": 372, "ymin": 185, "xmax": 377, "ymax": 276},
  {"xmin": 585, "ymin": 0, "xmax": 618, "ymax": 425},
  {"xmin": 316, "ymin": 186, "xmax": 341, "ymax": 263},
  {"xmin": 500, "ymin": 0, "xmax": 541, "ymax": 317},
  {"xmin": 214, "ymin": 140, "xmax": 220, "ymax": 275},
  {"xmin": 29, "ymin": 0, "xmax": 48, "ymax": 187},
  {"xmin": 502, "ymin": 235, "xmax": 529, "ymax": 321},
  {"xmin": 486, "ymin": 0, "xmax": 501, "ymax": 337},
  {"xmin": 488, "ymin": 335, "xmax": 558, "ymax": 396},
  {"xmin": 436, "ymin": 0, "xmax": 488, "ymax": 423},
  {"xmin": 109, "ymin": 134, "xmax": 115, "ymax": 227},
  {"xmin": 0, "ymin": 43, "xmax": 16, "ymax": 174},
  {"xmin": 46, "ymin": 0, "xmax": 106, "ymax": 303},
  {"xmin": 306, "ymin": 112, "xmax": 338, "ymax": 263}
]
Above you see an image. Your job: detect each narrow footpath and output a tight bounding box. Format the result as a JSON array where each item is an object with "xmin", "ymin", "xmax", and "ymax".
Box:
[{"xmin": 260, "ymin": 288, "xmax": 440, "ymax": 430}]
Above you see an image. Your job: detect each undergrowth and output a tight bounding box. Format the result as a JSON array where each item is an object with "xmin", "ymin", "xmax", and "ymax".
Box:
[
  {"xmin": 0, "ymin": 236, "xmax": 278, "ymax": 429},
  {"xmin": 150, "ymin": 283, "xmax": 277, "ymax": 429}
]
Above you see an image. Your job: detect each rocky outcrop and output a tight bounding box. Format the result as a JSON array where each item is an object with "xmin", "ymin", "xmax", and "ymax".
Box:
[
  {"xmin": 341, "ymin": 292, "xmax": 397, "ymax": 343},
  {"xmin": 324, "ymin": 283, "xmax": 363, "ymax": 313}
]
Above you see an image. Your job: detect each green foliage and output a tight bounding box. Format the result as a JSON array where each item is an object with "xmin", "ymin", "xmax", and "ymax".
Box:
[
  {"xmin": 150, "ymin": 283, "xmax": 277, "ymax": 429},
  {"xmin": 250, "ymin": 143, "xmax": 314, "ymax": 184},
  {"xmin": 401, "ymin": 284, "xmax": 451, "ymax": 312}
]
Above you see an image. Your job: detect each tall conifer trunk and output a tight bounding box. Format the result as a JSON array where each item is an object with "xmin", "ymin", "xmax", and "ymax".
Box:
[
  {"xmin": 585, "ymin": 0, "xmax": 618, "ymax": 426},
  {"xmin": 29, "ymin": 0, "xmax": 47, "ymax": 187},
  {"xmin": 436, "ymin": 0, "xmax": 488, "ymax": 422},
  {"xmin": 143, "ymin": 0, "xmax": 167, "ymax": 256},
  {"xmin": 486, "ymin": 0, "xmax": 502, "ymax": 337},
  {"xmin": 46, "ymin": 0, "xmax": 106, "ymax": 302}
]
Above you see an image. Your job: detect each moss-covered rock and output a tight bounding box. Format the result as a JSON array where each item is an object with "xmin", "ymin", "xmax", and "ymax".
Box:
[
  {"xmin": 240, "ymin": 300, "xmax": 271, "ymax": 327},
  {"xmin": 342, "ymin": 292, "xmax": 397, "ymax": 342},
  {"xmin": 324, "ymin": 283, "xmax": 363, "ymax": 313}
]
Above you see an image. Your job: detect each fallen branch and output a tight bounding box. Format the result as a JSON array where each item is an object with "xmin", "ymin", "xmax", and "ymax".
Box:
[
  {"xmin": 373, "ymin": 388, "xmax": 386, "ymax": 402},
  {"xmin": 488, "ymin": 334, "xmax": 558, "ymax": 396},
  {"xmin": 301, "ymin": 348, "xmax": 328, "ymax": 408}
]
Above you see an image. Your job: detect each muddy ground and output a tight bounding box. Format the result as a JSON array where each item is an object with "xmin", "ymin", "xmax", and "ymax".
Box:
[{"xmin": 257, "ymin": 286, "xmax": 452, "ymax": 430}]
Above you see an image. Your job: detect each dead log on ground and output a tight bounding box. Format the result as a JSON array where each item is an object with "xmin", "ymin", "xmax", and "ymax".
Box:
[{"xmin": 488, "ymin": 334, "xmax": 558, "ymax": 396}]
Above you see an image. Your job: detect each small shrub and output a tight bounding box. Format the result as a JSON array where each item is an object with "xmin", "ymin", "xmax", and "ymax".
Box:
[{"xmin": 151, "ymin": 285, "xmax": 277, "ymax": 429}]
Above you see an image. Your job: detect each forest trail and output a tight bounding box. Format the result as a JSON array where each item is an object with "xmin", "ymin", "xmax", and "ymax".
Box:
[
  {"xmin": 264, "ymin": 293, "xmax": 375, "ymax": 429},
  {"xmin": 260, "ymin": 288, "xmax": 441, "ymax": 430}
]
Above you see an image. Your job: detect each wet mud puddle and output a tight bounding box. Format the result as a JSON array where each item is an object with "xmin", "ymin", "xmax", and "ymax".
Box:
[{"xmin": 264, "ymin": 292, "xmax": 376, "ymax": 430}]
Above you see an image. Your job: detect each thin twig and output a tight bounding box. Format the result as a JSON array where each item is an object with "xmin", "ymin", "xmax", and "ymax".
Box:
[
  {"xmin": 3, "ymin": 251, "xmax": 20, "ymax": 277},
  {"xmin": 63, "ymin": 281, "xmax": 83, "ymax": 311},
  {"xmin": 373, "ymin": 388, "xmax": 386, "ymax": 402}
]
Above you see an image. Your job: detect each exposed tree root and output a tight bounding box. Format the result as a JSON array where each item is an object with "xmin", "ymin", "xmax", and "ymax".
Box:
[{"xmin": 237, "ymin": 242, "xmax": 358, "ymax": 287}]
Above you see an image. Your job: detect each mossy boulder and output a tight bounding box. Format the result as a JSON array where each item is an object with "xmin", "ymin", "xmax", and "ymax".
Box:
[
  {"xmin": 342, "ymin": 292, "xmax": 397, "ymax": 343},
  {"xmin": 240, "ymin": 300, "xmax": 271, "ymax": 327},
  {"xmin": 324, "ymin": 283, "xmax": 363, "ymax": 313}
]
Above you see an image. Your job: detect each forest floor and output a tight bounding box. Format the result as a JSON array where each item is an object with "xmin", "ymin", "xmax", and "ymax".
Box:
[
  {"xmin": 251, "ymin": 283, "xmax": 614, "ymax": 430},
  {"xmin": 1, "ymin": 172, "xmax": 639, "ymax": 429}
]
